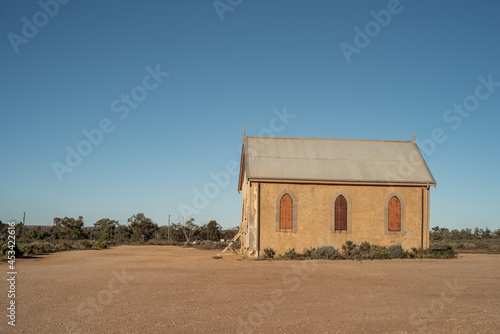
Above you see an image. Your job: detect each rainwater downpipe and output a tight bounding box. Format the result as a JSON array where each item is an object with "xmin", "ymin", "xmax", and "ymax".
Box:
[
  {"xmin": 421, "ymin": 186, "xmax": 424, "ymax": 249},
  {"xmin": 257, "ymin": 182, "xmax": 261, "ymax": 257}
]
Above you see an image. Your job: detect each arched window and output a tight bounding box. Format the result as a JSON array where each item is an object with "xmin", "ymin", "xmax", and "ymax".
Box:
[
  {"xmin": 335, "ymin": 195, "xmax": 347, "ymax": 231},
  {"xmin": 330, "ymin": 191, "xmax": 352, "ymax": 234},
  {"xmin": 280, "ymin": 194, "xmax": 293, "ymax": 230},
  {"xmin": 388, "ymin": 196, "xmax": 401, "ymax": 231},
  {"xmin": 275, "ymin": 190, "xmax": 298, "ymax": 232}
]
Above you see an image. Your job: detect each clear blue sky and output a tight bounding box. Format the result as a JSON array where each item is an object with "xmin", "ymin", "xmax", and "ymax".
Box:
[{"xmin": 1, "ymin": 0, "xmax": 499, "ymax": 230}]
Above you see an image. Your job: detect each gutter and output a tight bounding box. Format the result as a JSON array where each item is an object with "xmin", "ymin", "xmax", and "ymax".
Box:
[{"xmin": 249, "ymin": 178, "xmax": 437, "ymax": 188}]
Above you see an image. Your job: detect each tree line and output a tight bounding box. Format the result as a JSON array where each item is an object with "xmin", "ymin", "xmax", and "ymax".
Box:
[
  {"xmin": 430, "ymin": 226, "xmax": 500, "ymax": 241},
  {"xmin": 0, "ymin": 214, "xmax": 238, "ymax": 245}
]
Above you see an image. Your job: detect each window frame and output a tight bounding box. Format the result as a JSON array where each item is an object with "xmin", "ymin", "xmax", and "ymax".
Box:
[
  {"xmin": 275, "ymin": 189, "xmax": 298, "ymax": 232},
  {"xmin": 330, "ymin": 191, "xmax": 352, "ymax": 234},
  {"xmin": 384, "ymin": 191, "xmax": 406, "ymax": 235}
]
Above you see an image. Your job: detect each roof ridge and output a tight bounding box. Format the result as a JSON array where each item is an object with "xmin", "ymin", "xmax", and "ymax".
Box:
[{"xmin": 245, "ymin": 136, "xmax": 413, "ymax": 143}]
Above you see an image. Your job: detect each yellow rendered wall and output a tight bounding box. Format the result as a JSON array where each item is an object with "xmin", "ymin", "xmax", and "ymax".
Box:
[{"xmin": 258, "ymin": 183, "xmax": 425, "ymax": 254}]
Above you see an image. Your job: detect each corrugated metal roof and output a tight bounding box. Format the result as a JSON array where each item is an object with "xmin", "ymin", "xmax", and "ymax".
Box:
[{"xmin": 243, "ymin": 136, "xmax": 436, "ymax": 185}]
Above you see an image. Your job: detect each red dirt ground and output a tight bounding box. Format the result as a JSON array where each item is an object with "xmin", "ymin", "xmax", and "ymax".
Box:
[{"xmin": 1, "ymin": 246, "xmax": 499, "ymax": 333}]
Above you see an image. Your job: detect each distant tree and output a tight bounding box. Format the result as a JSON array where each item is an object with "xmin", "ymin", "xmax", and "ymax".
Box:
[
  {"xmin": 460, "ymin": 228, "xmax": 472, "ymax": 239},
  {"xmin": 179, "ymin": 217, "xmax": 198, "ymax": 243},
  {"xmin": 167, "ymin": 223, "xmax": 187, "ymax": 242},
  {"xmin": 157, "ymin": 226, "xmax": 170, "ymax": 240},
  {"xmin": 199, "ymin": 220, "xmax": 222, "ymax": 241},
  {"xmin": 115, "ymin": 224, "xmax": 133, "ymax": 242},
  {"xmin": 483, "ymin": 228, "xmax": 492, "ymax": 238},
  {"xmin": 94, "ymin": 218, "xmax": 119, "ymax": 239},
  {"xmin": 439, "ymin": 227, "xmax": 449, "ymax": 234},
  {"xmin": 449, "ymin": 229, "xmax": 460, "ymax": 240},
  {"xmin": 27, "ymin": 227, "xmax": 49, "ymax": 240},
  {"xmin": 474, "ymin": 227, "xmax": 481, "ymax": 238},
  {"xmin": 128, "ymin": 213, "xmax": 158, "ymax": 243},
  {"xmin": 52, "ymin": 216, "xmax": 84, "ymax": 239},
  {"xmin": 222, "ymin": 226, "xmax": 239, "ymax": 241}
]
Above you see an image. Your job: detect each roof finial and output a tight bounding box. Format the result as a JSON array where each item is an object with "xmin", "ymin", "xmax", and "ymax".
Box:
[
  {"xmin": 243, "ymin": 124, "xmax": 246, "ymax": 137},
  {"xmin": 413, "ymin": 129, "xmax": 415, "ymax": 143}
]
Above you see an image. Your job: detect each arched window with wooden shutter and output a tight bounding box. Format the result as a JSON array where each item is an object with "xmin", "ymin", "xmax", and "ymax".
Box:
[
  {"xmin": 335, "ymin": 195, "xmax": 347, "ymax": 231},
  {"xmin": 280, "ymin": 194, "xmax": 293, "ymax": 230},
  {"xmin": 388, "ymin": 196, "xmax": 401, "ymax": 231}
]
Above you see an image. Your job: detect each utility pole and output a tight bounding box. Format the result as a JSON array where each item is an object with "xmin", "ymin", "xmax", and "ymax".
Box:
[
  {"xmin": 22, "ymin": 212, "xmax": 26, "ymax": 240},
  {"xmin": 168, "ymin": 215, "xmax": 170, "ymax": 242}
]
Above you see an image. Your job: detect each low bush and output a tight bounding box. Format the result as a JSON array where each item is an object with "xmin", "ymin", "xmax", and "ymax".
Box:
[
  {"xmin": 388, "ymin": 244, "xmax": 404, "ymax": 259},
  {"xmin": 283, "ymin": 248, "xmax": 299, "ymax": 260},
  {"xmin": 369, "ymin": 245, "xmax": 390, "ymax": 259},
  {"xmin": 473, "ymin": 241, "xmax": 489, "ymax": 249},
  {"xmin": 92, "ymin": 241, "xmax": 108, "ymax": 249},
  {"xmin": 263, "ymin": 248, "xmax": 276, "ymax": 259},
  {"xmin": 213, "ymin": 242, "xmax": 226, "ymax": 249},
  {"xmin": 99, "ymin": 233, "xmax": 112, "ymax": 241},
  {"xmin": 311, "ymin": 246, "xmax": 343, "ymax": 260},
  {"xmin": 194, "ymin": 240, "xmax": 214, "ymax": 250},
  {"xmin": 80, "ymin": 240, "xmax": 92, "ymax": 249},
  {"xmin": 0, "ymin": 239, "xmax": 22, "ymax": 259},
  {"xmin": 341, "ymin": 241, "xmax": 359, "ymax": 258},
  {"xmin": 428, "ymin": 245, "xmax": 456, "ymax": 259},
  {"xmin": 398, "ymin": 250, "xmax": 413, "ymax": 258},
  {"xmin": 358, "ymin": 241, "xmax": 371, "ymax": 256},
  {"xmin": 19, "ymin": 243, "xmax": 37, "ymax": 257},
  {"xmin": 39, "ymin": 241, "xmax": 56, "ymax": 253}
]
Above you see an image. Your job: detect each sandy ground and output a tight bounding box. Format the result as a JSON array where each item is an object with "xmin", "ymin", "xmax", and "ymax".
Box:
[{"xmin": 1, "ymin": 246, "xmax": 499, "ymax": 334}]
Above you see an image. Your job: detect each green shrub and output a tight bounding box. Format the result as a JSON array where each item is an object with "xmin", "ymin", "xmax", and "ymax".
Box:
[
  {"xmin": 41, "ymin": 241, "xmax": 56, "ymax": 253},
  {"xmin": 263, "ymin": 248, "xmax": 276, "ymax": 259},
  {"xmin": 342, "ymin": 241, "xmax": 360, "ymax": 258},
  {"xmin": 53, "ymin": 242, "xmax": 69, "ymax": 252},
  {"xmin": 99, "ymin": 233, "xmax": 112, "ymax": 241},
  {"xmin": 213, "ymin": 242, "xmax": 226, "ymax": 249},
  {"xmin": 92, "ymin": 241, "xmax": 108, "ymax": 249},
  {"xmin": 369, "ymin": 245, "xmax": 389, "ymax": 259},
  {"xmin": 19, "ymin": 243, "xmax": 37, "ymax": 257},
  {"xmin": 283, "ymin": 248, "xmax": 299, "ymax": 260},
  {"xmin": 80, "ymin": 240, "xmax": 92, "ymax": 249},
  {"xmin": 402, "ymin": 251, "xmax": 415, "ymax": 259},
  {"xmin": 473, "ymin": 241, "xmax": 489, "ymax": 249},
  {"xmin": 303, "ymin": 247, "xmax": 314, "ymax": 258},
  {"xmin": 0, "ymin": 240, "xmax": 22, "ymax": 258},
  {"xmin": 28, "ymin": 229, "xmax": 39, "ymax": 239},
  {"xmin": 358, "ymin": 242, "xmax": 371, "ymax": 256},
  {"xmin": 311, "ymin": 246, "xmax": 343, "ymax": 260},
  {"xmin": 428, "ymin": 246, "xmax": 456, "ymax": 259},
  {"xmin": 411, "ymin": 247, "xmax": 424, "ymax": 258},
  {"xmin": 388, "ymin": 244, "xmax": 404, "ymax": 259}
]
